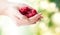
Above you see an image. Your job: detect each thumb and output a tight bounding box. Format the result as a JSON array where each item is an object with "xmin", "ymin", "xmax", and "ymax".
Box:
[{"xmin": 29, "ymin": 13, "xmax": 42, "ymax": 23}]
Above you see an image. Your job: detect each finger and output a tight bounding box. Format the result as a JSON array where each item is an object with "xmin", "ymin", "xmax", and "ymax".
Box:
[
  {"xmin": 14, "ymin": 15, "xmax": 32, "ymax": 26},
  {"xmin": 29, "ymin": 13, "xmax": 42, "ymax": 24}
]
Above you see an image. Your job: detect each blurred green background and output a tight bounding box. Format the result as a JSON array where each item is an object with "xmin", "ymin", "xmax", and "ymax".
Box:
[{"xmin": 4, "ymin": 0, "xmax": 60, "ymax": 35}]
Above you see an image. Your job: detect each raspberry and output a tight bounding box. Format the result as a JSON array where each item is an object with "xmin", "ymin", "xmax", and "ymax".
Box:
[
  {"xmin": 19, "ymin": 5, "xmax": 37, "ymax": 18},
  {"xmin": 31, "ymin": 9, "xmax": 37, "ymax": 15}
]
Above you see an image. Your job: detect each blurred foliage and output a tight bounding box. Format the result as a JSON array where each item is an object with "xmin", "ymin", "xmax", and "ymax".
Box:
[
  {"xmin": 6, "ymin": 0, "xmax": 60, "ymax": 35},
  {"xmin": 48, "ymin": 12, "xmax": 54, "ymax": 27},
  {"xmin": 49, "ymin": 0, "xmax": 55, "ymax": 2},
  {"xmin": 49, "ymin": 0, "xmax": 60, "ymax": 11},
  {"xmin": 21, "ymin": 0, "xmax": 60, "ymax": 35}
]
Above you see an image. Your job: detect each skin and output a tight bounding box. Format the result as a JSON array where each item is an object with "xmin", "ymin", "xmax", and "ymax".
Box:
[{"xmin": 0, "ymin": 0, "xmax": 42, "ymax": 26}]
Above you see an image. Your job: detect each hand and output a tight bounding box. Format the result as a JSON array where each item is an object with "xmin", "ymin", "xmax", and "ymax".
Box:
[{"xmin": 0, "ymin": 2, "xmax": 42, "ymax": 26}]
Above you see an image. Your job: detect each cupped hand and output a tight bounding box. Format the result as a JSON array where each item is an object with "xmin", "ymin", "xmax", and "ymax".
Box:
[{"xmin": 0, "ymin": 2, "xmax": 42, "ymax": 26}]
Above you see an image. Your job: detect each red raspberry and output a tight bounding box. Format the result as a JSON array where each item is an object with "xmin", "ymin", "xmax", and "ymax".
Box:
[
  {"xmin": 31, "ymin": 9, "xmax": 37, "ymax": 15},
  {"xmin": 19, "ymin": 7, "xmax": 29, "ymax": 12},
  {"xmin": 25, "ymin": 13, "xmax": 33, "ymax": 18}
]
